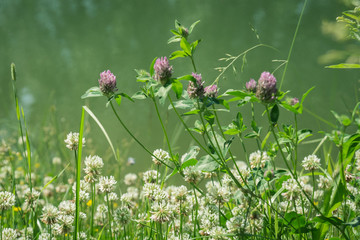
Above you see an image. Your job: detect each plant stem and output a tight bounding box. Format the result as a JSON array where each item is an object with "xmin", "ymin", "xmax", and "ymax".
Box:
[
  {"xmin": 109, "ymin": 101, "xmax": 173, "ymax": 169},
  {"xmin": 106, "ymin": 193, "xmax": 113, "ymax": 240}
]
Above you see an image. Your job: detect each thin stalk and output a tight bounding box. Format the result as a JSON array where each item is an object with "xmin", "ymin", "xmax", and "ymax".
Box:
[
  {"xmin": 106, "ymin": 193, "xmax": 113, "ymax": 240},
  {"xmin": 151, "ymin": 89, "xmax": 174, "ymax": 158},
  {"xmin": 109, "ymin": 101, "xmax": 173, "ymax": 169},
  {"xmin": 279, "ymin": 0, "xmax": 308, "ymax": 90},
  {"xmin": 190, "ymin": 56, "xmax": 197, "ymax": 72},
  {"xmin": 1, "ymin": 210, "xmax": 3, "ymax": 240},
  {"xmin": 90, "ymin": 182, "xmax": 95, "ymax": 237}
]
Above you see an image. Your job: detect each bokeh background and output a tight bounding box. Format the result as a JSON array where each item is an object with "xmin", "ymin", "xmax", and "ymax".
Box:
[{"xmin": 1, "ymin": 0, "xmax": 359, "ymax": 177}]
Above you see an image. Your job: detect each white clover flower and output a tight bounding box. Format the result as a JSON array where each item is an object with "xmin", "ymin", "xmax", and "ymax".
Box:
[
  {"xmin": 97, "ymin": 204, "xmax": 108, "ymax": 214},
  {"xmin": 174, "ymin": 185, "xmax": 188, "ymax": 202},
  {"xmin": 52, "ymin": 157, "xmax": 62, "ymax": 165},
  {"xmin": 142, "ymin": 183, "xmax": 161, "ymax": 201},
  {"xmin": 72, "ymin": 180, "xmax": 90, "ymax": 202},
  {"xmin": 38, "ymin": 233, "xmax": 54, "ymax": 240},
  {"xmin": 55, "ymin": 215, "xmax": 74, "ymax": 234},
  {"xmin": 41, "ymin": 204, "xmax": 58, "ymax": 225},
  {"xmin": 183, "ymin": 166, "xmax": 203, "ymax": 184},
  {"xmin": 1, "ymin": 228, "xmax": 17, "ymax": 240},
  {"xmin": 58, "ymin": 200, "xmax": 75, "ymax": 215},
  {"xmin": 317, "ymin": 175, "xmax": 332, "ymax": 189},
  {"xmin": 84, "ymin": 155, "xmax": 104, "ymax": 180},
  {"xmin": 150, "ymin": 201, "xmax": 174, "ymax": 223},
  {"xmin": 124, "ymin": 173, "xmax": 137, "ymax": 185},
  {"xmin": 152, "ymin": 149, "xmax": 170, "ymax": 165},
  {"xmin": 64, "ymin": 132, "xmax": 85, "ymax": 151},
  {"xmin": 281, "ymin": 178, "xmax": 301, "ymax": 200},
  {"xmin": 142, "ymin": 170, "xmax": 159, "ymax": 183},
  {"xmin": 226, "ymin": 215, "xmax": 245, "ymax": 234},
  {"xmin": 105, "ymin": 192, "xmax": 118, "ymax": 201},
  {"xmin": 99, "ymin": 176, "xmax": 117, "ymax": 193},
  {"xmin": 206, "ymin": 181, "xmax": 231, "ymax": 205},
  {"xmin": 249, "ymin": 150, "xmax": 270, "ymax": 169},
  {"xmin": 114, "ymin": 207, "xmax": 131, "ymax": 225},
  {"xmin": 208, "ymin": 226, "xmax": 228, "ymax": 239},
  {"xmin": 302, "ymin": 154, "xmax": 320, "ymax": 171},
  {"xmin": 0, "ymin": 191, "xmax": 15, "ymax": 210}
]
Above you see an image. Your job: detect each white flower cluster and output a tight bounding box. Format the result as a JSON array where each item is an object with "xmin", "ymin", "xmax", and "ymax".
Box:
[
  {"xmin": 249, "ymin": 150, "xmax": 270, "ymax": 169},
  {"xmin": 99, "ymin": 175, "xmax": 117, "ymax": 193},
  {"xmin": 152, "ymin": 149, "xmax": 170, "ymax": 165},
  {"xmin": 0, "ymin": 191, "xmax": 15, "ymax": 210},
  {"xmin": 64, "ymin": 132, "xmax": 85, "ymax": 151},
  {"xmin": 302, "ymin": 154, "xmax": 320, "ymax": 171}
]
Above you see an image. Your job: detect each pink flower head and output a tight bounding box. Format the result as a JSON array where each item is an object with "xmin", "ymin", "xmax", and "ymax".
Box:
[
  {"xmin": 154, "ymin": 57, "xmax": 173, "ymax": 85},
  {"xmin": 246, "ymin": 79, "xmax": 257, "ymax": 93},
  {"xmin": 98, "ymin": 70, "xmax": 117, "ymax": 96},
  {"xmin": 290, "ymin": 97, "xmax": 299, "ymax": 106},
  {"xmin": 204, "ymin": 85, "xmax": 218, "ymax": 98},
  {"xmin": 256, "ymin": 71, "xmax": 277, "ymax": 103},
  {"xmin": 187, "ymin": 72, "xmax": 204, "ymax": 99}
]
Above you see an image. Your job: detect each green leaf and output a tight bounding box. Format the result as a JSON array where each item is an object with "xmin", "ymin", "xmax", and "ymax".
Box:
[
  {"xmin": 181, "ymin": 159, "xmax": 198, "ymax": 170},
  {"xmin": 149, "ymin": 57, "xmax": 157, "ymax": 77},
  {"xmin": 270, "ymin": 104, "xmax": 280, "ymax": 124},
  {"xmin": 119, "ymin": 92, "xmax": 134, "ymax": 102},
  {"xmin": 156, "ymin": 84, "xmax": 172, "ymax": 105},
  {"xmin": 171, "ymin": 80, "xmax": 183, "ymax": 99},
  {"xmin": 168, "ymin": 99, "xmax": 195, "ymax": 110},
  {"xmin": 182, "ymin": 109, "xmax": 200, "ymax": 116},
  {"xmin": 115, "ymin": 95, "xmax": 121, "ymax": 106},
  {"xmin": 131, "ymin": 91, "xmax": 147, "ymax": 100},
  {"xmin": 180, "ymin": 37, "xmax": 191, "ymax": 56},
  {"xmin": 170, "ymin": 50, "xmax": 187, "ymax": 60},
  {"xmin": 325, "ymin": 63, "xmax": 360, "ymax": 69},
  {"xmin": 189, "ymin": 20, "xmax": 200, "ymax": 34},
  {"xmin": 204, "ymin": 110, "xmax": 215, "ymax": 125},
  {"xmin": 177, "ymin": 75, "xmax": 196, "ymax": 81},
  {"xmin": 181, "ymin": 146, "xmax": 200, "ymax": 163},
  {"xmin": 191, "ymin": 39, "xmax": 201, "ymax": 53},
  {"xmin": 223, "ymin": 128, "xmax": 240, "ymax": 135},
  {"xmin": 195, "ymin": 155, "xmax": 220, "ymax": 171},
  {"xmin": 81, "ymin": 86, "xmax": 103, "ymax": 99}
]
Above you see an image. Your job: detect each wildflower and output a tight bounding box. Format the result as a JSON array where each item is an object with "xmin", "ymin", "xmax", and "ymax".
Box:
[
  {"xmin": 52, "ymin": 157, "xmax": 62, "ymax": 165},
  {"xmin": 1, "ymin": 228, "xmax": 18, "ymax": 240},
  {"xmin": 208, "ymin": 226, "xmax": 229, "ymax": 240},
  {"xmin": 142, "ymin": 183, "xmax": 161, "ymax": 201},
  {"xmin": 154, "ymin": 57, "xmax": 173, "ymax": 85},
  {"xmin": 246, "ymin": 79, "xmax": 257, "ymax": 93},
  {"xmin": 84, "ymin": 155, "xmax": 104, "ymax": 183},
  {"xmin": 23, "ymin": 189, "xmax": 40, "ymax": 212},
  {"xmin": 183, "ymin": 166, "xmax": 203, "ymax": 184},
  {"xmin": 249, "ymin": 150, "xmax": 270, "ymax": 169},
  {"xmin": 290, "ymin": 97, "xmax": 299, "ymax": 106},
  {"xmin": 317, "ymin": 175, "xmax": 332, "ymax": 189},
  {"xmin": 64, "ymin": 132, "xmax": 85, "ymax": 151},
  {"xmin": 72, "ymin": 180, "xmax": 90, "ymax": 202},
  {"xmin": 150, "ymin": 201, "xmax": 174, "ymax": 223},
  {"xmin": 38, "ymin": 233, "xmax": 53, "ymax": 240},
  {"xmin": 99, "ymin": 176, "xmax": 117, "ymax": 193},
  {"xmin": 0, "ymin": 191, "xmax": 15, "ymax": 210},
  {"xmin": 124, "ymin": 173, "xmax": 137, "ymax": 185},
  {"xmin": 173, "ymin": 185, "xmax": 188, "ymax": 202},
  {"xmin": 127, "ymin": 157, "xmax": 136, "ymax": 165},
  {"xmin": 114, "ymin": 206, "xmax": 131, "ymax": 225},
  {"xmin": 282, "ymin": 178, "xmax": 301, "ymax": 200},
  {"xmin": 54, "ymin": 215, "xmax": 74, "ymax": 235},
  {"xmin": 206, "ymin": 181, "xmax": 231, "ymax": 205},
  {"xmin": 41, "ymin": 204, "xmax": 58, "ymax": 225},
  {"xmin": 187, "ymin": 72, "xmax": 205, "ymax": 99},
  {"xmin": 98, "ymin": 70, "xmax": 117, "ymax": 96},
  {"xmin": 204, "ymin": 85, "xmax": 218, "ymax": 98},
  {"xmin": 255, "ymin": 71, "xmax": 277, "ymax": 103},
  {"xmin": 58, "ymin": 200, "xmax": 75, "ymax": 215},
  {"xmin": 142, "ymin": 170, "xmax": 159, "ymax": 183},
  {"xmin": 105, "ymin": 192, "xmax": 118, "ymax": 201},
  {"xmin": 302, "ymin": 154, "xmax": 320, "ymax": 171},
  {"xmin": 345, "ymin": 165, "xmax": 354, "ymax": 182},
  {"xmin": 152, "ymin": 149, "xmax": 170, "ymax": 165}
]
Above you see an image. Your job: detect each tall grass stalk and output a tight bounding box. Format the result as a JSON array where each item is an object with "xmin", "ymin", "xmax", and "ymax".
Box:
[{"xmin": 73, "ymin": 107, "xmax": 85, "ymax": 240}]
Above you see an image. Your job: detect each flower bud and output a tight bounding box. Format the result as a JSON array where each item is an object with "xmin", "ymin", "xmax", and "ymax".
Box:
[
  {"xmin": 246, "ymin": 79, "xmax": 257, "ymax": 93},
  {"xmin": 187, "ymin": 72, "xmax": 205, "ymax": 98},
  {"xmin": 204, "ymin": 85, "xmax": 218, "ymax": 98},
  {"xmin": 98, "ymin": 70, "xmax": 117, "ymax": 96},
  {"xmin": 154, "ymin": 57, "xmax": 173, "ymax": 85},
  {"xmin": 256, "ymin": 71, "xmax": 277, "ymax": 103}
]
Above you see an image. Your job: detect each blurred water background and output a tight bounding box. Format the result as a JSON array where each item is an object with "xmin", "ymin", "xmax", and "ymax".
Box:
[{"xmin": 0, "ymin": 0, "xmax": 359, "ymax": 176}]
